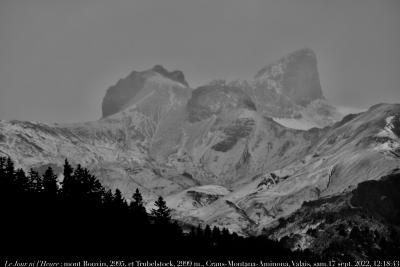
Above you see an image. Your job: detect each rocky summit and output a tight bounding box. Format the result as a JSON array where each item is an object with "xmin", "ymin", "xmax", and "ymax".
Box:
[
  {"xmin": 102, "ymin": 64, "xmax": 190, "ymax": 118},
  {"xmin": 1, "ymin": 48, "xmax": 400, "ymax": 251},
  {"xmin": 255, "ymin": 48, "xmax": 324, "ymax": 107}
]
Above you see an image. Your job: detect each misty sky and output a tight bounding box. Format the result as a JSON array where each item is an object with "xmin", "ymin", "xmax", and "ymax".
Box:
[{"xmin": 0, "ymin": 0, "xmax": 399, "ymax": 123}]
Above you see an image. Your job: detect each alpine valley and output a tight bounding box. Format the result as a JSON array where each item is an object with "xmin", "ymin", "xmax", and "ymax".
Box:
[{"xmin": 1, "ymin": 48, "xmax": 400, "ymax": 257}]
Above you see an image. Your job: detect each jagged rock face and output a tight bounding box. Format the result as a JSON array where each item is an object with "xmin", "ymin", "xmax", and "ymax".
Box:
[
  {"xmin": 152, "ymin": 65, "xmax": 189, "ymax": 87},
  {"xmin": 231, "ymin": 48, "xmax": 341, "ymax": 128},
  {"xmin": 187, "ymin": 81, "xmax": 256, "ymax": 123},
  {"xmin": 102, "ymin": 65, "xmax": 189, "ymax": 118},
  {"xmin": 254, "ymin": 48, "xmax": 324, "ymax": 107},
  {"xmin": 102, "ymin": 71, "xmax": 145, "ymax": 118}
]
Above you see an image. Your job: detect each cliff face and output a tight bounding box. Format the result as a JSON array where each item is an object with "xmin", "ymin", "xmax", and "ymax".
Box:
[
  {"xmin": 228, "ymin": 48, "xmax": 341, "ymax": 128},
  {"xmin": 254, "ymin": 48, "xmax": 324, "ymax": 107},
  {"xmin": 101, "ymin": 70, "xmax": 145, "ymax": 118},
  {"xmin": 102, "ymin": 65, "xmax": 189, "ymax": 118}
]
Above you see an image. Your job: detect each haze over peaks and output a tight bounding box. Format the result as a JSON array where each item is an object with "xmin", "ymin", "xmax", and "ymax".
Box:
[
  {"xmin": 101, "ymin": 48, "xmax": 336, "ymax": 128},
  {"xmin": 254, "ymin": 48, "xmax": 324, "ymax": 107},
  {"xmin": 101, "ymin": 65, "xmax": 189, "ymax": 118}
]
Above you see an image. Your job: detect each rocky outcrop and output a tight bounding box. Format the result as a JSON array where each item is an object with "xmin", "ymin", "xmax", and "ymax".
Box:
[
  {"xmin": 152, "ymin": 65, "xmax": 189, "ymax": 87},
  {"xmin": 225, "ymin": 48, "xmax": 342, "ymax": 128},
  {"xmin": 255, "ymin": 48, "xmax": 324, "ymax": 107},
  {"xmin": 102, "ymin": 70, "xmax": 145, "ymax": 118},
  {"xmin": 187, "ymin": 81, "xmax": 256, "ymax": 123},
  {"xmin": 101, "ymin": 65, "xmax": 189, "ymax": 118}
]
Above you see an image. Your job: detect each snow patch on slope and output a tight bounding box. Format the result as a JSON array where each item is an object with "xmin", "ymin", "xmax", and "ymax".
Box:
[
  {"xmin": 377, "ymin": 116, "xmax": 398, "ymax": 139},
  {"xmin": 147, "ymin": 185, "xmax": 231, "ymax": 215},
  {"xmin": 375, "ymin": 116, "xmax": 400, "ymax": 152},
  {"xmin": 147, "ymin": 73, "xmax": 186, "ymax": 88},
  {"xmin": 272, "ymin": 118, "xmax": 318, "ymax": 130},
  {"xmin": 188, "ymin": 185, "xmax": 231, "ymax": 195}
]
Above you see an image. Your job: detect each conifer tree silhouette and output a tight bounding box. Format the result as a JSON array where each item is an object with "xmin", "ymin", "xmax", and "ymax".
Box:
[
  {"xmin": 132, "ymin": 188, "xmax": 144, "ymax": 207},
  {"xmin": 212, "ymin": 226, "xmax": 221, "ymax": 242},
  {"xmin": 0, "ymin": 156, "xmax": 317, "ymax": 258},
  {"xmin": 0, "ymin": 156, "xmax": 5, "ymax": 175},
  {"xmin": 151, "ymin": 196, "xmax": 171, "ymax": 223},
  {"xmin": 113, "ymin": 188, "xmax": 126, "ymax": 207},
  {"xmin": 204, "ymin": 224, "xmax": 212, "ymax": 242},
  {"xmin": 42, "ymin": 167, "xmax": 58, "ymax": 195},
  {"xmin": 103, "ymin": 189, "xmax": 114, "ymax": 207},
  {"xmin": 28, "ymin": 168, "xmax": 42, "ymax": 193},
  {"xmin": 62, "ymin": 159, "xmax": 74, "ymax": 197},
  {"xmin": 2, "ymin": 157, "xmax": 15, "ymax": 191},
  {"xmin": 130, "ymin": 188, "xmax": 148, "ymax": 223},
  {"xmin": 196, "ymin": 224, "xmax": 203, "ymax": 237},
  {"xmin": 15, "ymin": 168, "xmax": 29, "ymax": 193},
  {"xmin": 5, "ymin": 157, "xmax": 14, "ymax": 177},
  {"xmin": 80, "ymin": 167, "xmax": 103, "ymax": 204},
  {"xmin": 63, "ymin": 159, "xmax": 73, "ymax": 179}
]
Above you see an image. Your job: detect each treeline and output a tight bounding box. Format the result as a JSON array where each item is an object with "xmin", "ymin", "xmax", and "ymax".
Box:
[{"xmin": 0, "ymin": 157, "xmax": 308, "ymax": 259}]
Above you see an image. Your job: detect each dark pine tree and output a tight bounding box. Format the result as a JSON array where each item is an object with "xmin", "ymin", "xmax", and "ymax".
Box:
[
  {"xmin": 42, "ymin": 167, "xmax": 58, "ymax": 195},
  {"xmin": 130, "ymin": 188, "xmax": 148, "ymax": 226},
  {"xmin": 5, "ymin": 157, "xmax": 15, "ymax": 175},
  {"xmin": 204, "ymin": 225, "xmax": 212, "ymax": 241},
  {"xmin": 15, "ymin": 168, "xmax": 29, "ymax": 193},
  {"xmin": 130, "ymin": 188, "xmax": 146, "ymax": 213},
  {"xmin": 196, "ymin": 224, "xmax": 204, "ymax": 237},
  {"xmin": 103, "ymin": 189, "xmax": 114, "ymax": 208},
  {"xmin": 80, "ymin": 167, "xmax": 104, "ymax": 205},
  {"xmin": 132, "ymin": 188, "xmax": 144, "ymax": 207},
  {"xmin": 63, "ymin": 159, "xmax": 73, "ymax": 179},
  {"xmin": 0, "ymin": 156, "xmax": 5, "ymax": 175},
  {"xmin": 212, "ymin": 226, "xmax": 221, "ymax": 242},
  {"xmin": 113, "ymin": 188, "xmax": 126, "ymax": 208},
  {"xmin": 28, "ymin": 168, "xmax": 42, "ymax": 193},
  {"xmin": 62, "ymin": 159, "xmax": 74, "ymax": 197},
  {"xmin": 4, "ymin": 157, "xmax": 15, "ymax": 191},
  {"xmin": 151, "ymin": 196, "xmax": 171, "ymax": 223}
]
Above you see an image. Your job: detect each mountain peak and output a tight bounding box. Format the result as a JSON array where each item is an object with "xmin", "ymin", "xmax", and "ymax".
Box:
[
  {"xmin": 255, "ymin": 48, "xmax": 324, "ymax": 107},
  {"xmin": 286, "ymin": 47, "xmax": 317, "ymax": 60},
  {"xmin": 101, "ymin": 65, "xmax": 189, "ymax": 118},
  {"xmin": 152, "ymin": 64, "xmax": 167, "ymax": 72},
  {"xmin": 151, "ymin": 65, "xmax": 189, "ymax": 87}
]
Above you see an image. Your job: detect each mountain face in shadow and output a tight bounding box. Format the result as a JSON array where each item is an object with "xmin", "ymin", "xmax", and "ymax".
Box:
[
  {"xmin": 0, "ymin": 48, "xmax": 399, "ymax": 243},
  {"xmin": 266, "ymin": 171, "xmax": 400, "ymax": 260},
  {"xmin": 102, "ymin": 65, "xmax": 190, "ymax": 118}
]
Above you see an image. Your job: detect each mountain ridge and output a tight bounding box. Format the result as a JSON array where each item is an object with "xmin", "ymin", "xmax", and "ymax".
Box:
[{"xmin": 1, "ymin": 48, "xmax": 399, "ymax": 240}]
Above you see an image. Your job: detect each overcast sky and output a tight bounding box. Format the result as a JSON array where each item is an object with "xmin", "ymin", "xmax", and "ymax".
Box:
[{"xmin": 0, "ymin": 0, "xmax": 399, "ymax": 123}]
